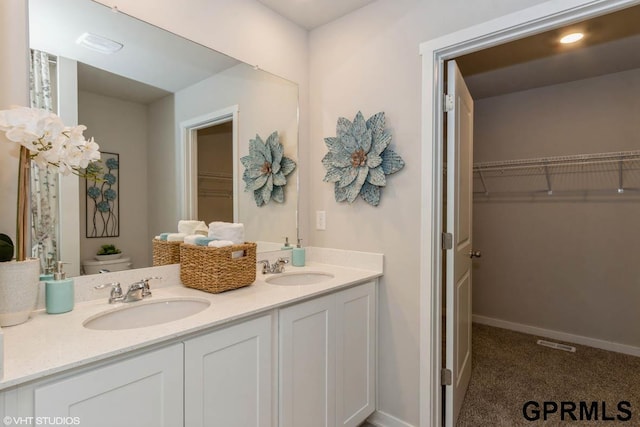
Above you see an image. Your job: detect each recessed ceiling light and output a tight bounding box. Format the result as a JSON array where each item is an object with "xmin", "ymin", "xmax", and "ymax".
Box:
[
  {"xmin": 560, "ymin": 32, "xmax": 584, "ymax": 44},
  {"xmin": 76, "ymin": 32, "xmax": 123, "ymax": 54}
]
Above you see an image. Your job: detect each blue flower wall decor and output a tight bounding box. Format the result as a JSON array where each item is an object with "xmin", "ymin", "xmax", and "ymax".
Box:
[
  {"xmin": 241, "ymin": 131, "xmax": 296, "ymax": 206},
  {"xmin": 322, "ymin": 111, "xmax": 405, "ymax": 206},
  {"xmin": 86, "ymin": 152, "xmax": 119, "ymax": 237}
]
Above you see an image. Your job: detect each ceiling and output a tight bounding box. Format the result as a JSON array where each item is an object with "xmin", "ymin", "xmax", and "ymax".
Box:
[
  {"xmin": 29, "ymin": 0, "xmax": 239, "ymax": 99},
  {"xmin": 456, "ymin": 4, "xmax": 640, "ymax": 99},
  {"xmin": 256, "ymin": 0, "xmax": 376, "ymax": 30}
]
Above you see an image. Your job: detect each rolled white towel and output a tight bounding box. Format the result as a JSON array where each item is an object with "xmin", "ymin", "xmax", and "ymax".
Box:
[
  {"xmin": 208, "ymin": 222, "xmax": 245, "ymax": 245},
  {"xmin": 178, "ymin": 220, "xmax": 207, "ymax": 235},
  {"xmin": 167, "ymin": 233, "xmax": 187, "ymax": 242},
  {"xmin": 208, "ymin": 240, "xmax": 234, "ymax": 248},
  {"xmin": 183, "ymin": 234, "xmax": 201, "ymax": 245}
]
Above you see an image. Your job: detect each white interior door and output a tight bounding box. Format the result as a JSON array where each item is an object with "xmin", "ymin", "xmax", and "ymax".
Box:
[{"xmin": 445, "ymin": 60, "xmax": 474, "ymax": 427}]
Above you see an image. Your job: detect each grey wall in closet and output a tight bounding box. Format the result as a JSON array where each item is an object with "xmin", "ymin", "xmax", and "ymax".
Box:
[{"xmin": 472, "ymin": 67, "xmax": 640, "ymax": 349}]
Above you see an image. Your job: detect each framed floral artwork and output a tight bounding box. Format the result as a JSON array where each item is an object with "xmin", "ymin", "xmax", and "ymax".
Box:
[{"xmin": 86, "ymin": 152, "xmax": 119, "ymax": 238}]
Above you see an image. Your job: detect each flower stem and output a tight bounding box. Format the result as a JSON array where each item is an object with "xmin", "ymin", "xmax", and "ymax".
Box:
[{"xmin": 16, "ymin": 146, "xmax": 30, "ymax": 261}]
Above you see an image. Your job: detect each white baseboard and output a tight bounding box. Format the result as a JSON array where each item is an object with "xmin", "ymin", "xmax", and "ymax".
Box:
[
  {"xmin": 473, "ymin": 315, "xmax": 640, "ymax": 357},
  {"xmin": 367, "ymin": 410, "xmax": 416, "ymax": 427}
]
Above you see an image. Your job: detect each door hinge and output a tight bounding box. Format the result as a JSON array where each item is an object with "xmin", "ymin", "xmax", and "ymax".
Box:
[
  {"xmin": 441, "ymin": 368, "xmax": 452, "ymax": 386},
  {"xmin": 442, "ymin": 232, "xmax": 453, "ymax": 250},
  {"xmin": 444, "ymin": 94, "xmax": 454, "ymax": 112}
]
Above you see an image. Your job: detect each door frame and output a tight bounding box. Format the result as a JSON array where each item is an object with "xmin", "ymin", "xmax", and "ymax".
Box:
[
  {"xmin": 418, "ymin": 1, "xmax": 640, "ymax": 426},
  {"xmin": 179, "ymin": 105, "xmax": 239, "ymax": 221}
]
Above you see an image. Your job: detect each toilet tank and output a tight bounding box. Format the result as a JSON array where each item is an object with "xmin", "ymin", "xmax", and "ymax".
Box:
[{"xmin": 82, "ymin": 256, "xmax": 132, "ymax": 275}]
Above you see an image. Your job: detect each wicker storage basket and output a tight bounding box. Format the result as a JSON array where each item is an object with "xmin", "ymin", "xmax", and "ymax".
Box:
[
  {"xmin": 152, "ymin": 239, "xmax": 182, "ymax": 266},
  {"xmin": 179, "ymin": 242, "xmax": 257, "ymax": 293}
]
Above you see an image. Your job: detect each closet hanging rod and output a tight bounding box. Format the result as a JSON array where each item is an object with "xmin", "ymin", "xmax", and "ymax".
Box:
[{"xmin": 473, "ymin": 150, "xmax": 640, "ymax": 173}]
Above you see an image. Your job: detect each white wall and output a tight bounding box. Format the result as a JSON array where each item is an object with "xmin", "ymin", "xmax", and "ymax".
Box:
[
  {"xmin": 308, "ymin": 0, "xmax": 550, "ymax": 424},
  {"xmin": 78, "ymin": 91, "xmax": 151, "ymax": 269},
  {"xmin": 0, "ymin": 0, "xmax": 29, "ymax": 245},
  {"xmin": 473, "ymin": 68, "xmax": 640, "ymax": 347}
]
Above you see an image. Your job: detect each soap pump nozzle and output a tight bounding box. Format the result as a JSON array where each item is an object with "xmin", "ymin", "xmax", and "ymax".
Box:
[
  {"xmin": 296, "ymin": 238, "xmax": 302, "ymax": 248},
  {"xmin": 53, "ymin": 261, "xmax": 68, "ymax": 280}
]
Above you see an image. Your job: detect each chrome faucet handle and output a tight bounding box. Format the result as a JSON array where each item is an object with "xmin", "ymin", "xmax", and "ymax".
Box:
[
  {"xmin": 95, "ymin": 282, "xmax": 122, "ymax": 303},
  {"xmin": 140, "ymin": 277, "xmax": 161, "ymax": 297},
  {"xmin": 257, "ymin": 260, "xmax": 271, "ymax": 274},
  {"xmin": 277, "ymin": 257, "xmax": 289, "ymax": 264}
]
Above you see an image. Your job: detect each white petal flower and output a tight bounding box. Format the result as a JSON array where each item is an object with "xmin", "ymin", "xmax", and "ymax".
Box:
[{"xmin": 0, "ymin": 106, "xmax": 101, "ymax": 177}]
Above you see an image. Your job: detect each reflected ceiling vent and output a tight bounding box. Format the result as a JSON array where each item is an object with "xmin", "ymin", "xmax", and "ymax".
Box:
[{"xmin": 76, "ymin": 32, "xmax": 123, "ymax": 54}]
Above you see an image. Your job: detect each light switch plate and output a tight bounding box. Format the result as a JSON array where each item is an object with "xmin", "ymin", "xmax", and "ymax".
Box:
[{"xmin": 316, "ymin": 211, "xmax": 326, "ymax": 230}]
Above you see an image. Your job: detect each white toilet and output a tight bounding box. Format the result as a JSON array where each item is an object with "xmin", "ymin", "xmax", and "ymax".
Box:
[{"xmin": 82, "ymin": 256, "xmax": 133, "ymax": 275}]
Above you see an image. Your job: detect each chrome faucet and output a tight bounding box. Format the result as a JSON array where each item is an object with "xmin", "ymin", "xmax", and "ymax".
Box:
[
  {"xmin": 257, "ymin": 257, "xmax": 289, "ymax": 274},
  {"xmin": 96, "ymin": 277, "xmax": 160, "ymax": 304}
]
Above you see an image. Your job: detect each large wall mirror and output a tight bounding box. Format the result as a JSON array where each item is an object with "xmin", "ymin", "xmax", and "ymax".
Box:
[{"xmin": 28, "ymin": 0, "xmax": 299, "ymax": 277}]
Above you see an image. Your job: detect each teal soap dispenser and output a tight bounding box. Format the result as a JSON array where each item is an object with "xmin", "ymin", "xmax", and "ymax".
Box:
[
  {"xmin": 281, "ymin": 237, "xmax": 293, "ymax": 251},
  {"xmin": 292, "ymin": 239, "xmax": 305, "ymax": 267},
  {"xmin": 46, "ymin": 261, "xmax": 74, "ymax": 314}
]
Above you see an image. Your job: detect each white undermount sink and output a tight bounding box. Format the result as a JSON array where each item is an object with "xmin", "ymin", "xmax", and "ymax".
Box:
[
  {"xmin": 265, "ymin": 271, "xmax": 334, "ymax": 286},
  {"xmin": 83, "ymin": 298, "xmax": 211, "ymax": 330}
]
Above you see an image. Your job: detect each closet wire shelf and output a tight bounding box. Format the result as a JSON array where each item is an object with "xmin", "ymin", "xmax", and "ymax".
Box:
[{"xmin": 473, "ymin": 150, "xmax": 640, "ymax": 200}]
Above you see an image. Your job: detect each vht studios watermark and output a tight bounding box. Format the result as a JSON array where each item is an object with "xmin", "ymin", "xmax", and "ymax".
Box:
[
  {"xmin": 523, "ymin": 401, "xmax": 633, "ymax": 422},
  {"xmin": 2, "ymin": 416, "xmax": 80, "ymax": 426}
]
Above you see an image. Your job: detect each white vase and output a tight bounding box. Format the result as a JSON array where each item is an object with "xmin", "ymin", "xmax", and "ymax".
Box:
[{"xmin": 0, "ymin": 258, "xmax": 40, "ymax": 326}]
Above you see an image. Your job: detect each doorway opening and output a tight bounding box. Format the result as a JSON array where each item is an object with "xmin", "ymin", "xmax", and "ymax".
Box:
[
  {"xmin": 419, "ymin": 1, "xmax": 640, "ymax": 426},
  {"xmin": 197, "ymin": 121, "xmax": 234, "ymax": 223},
  {"xmin": 179, "ymin": 105, "xmax": 239, "ymax": 223}
]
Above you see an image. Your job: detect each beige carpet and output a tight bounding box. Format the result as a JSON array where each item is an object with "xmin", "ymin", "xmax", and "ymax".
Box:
[{"xmin": 457, "ymin": 324, "xmax": 640, "ymax": 426}]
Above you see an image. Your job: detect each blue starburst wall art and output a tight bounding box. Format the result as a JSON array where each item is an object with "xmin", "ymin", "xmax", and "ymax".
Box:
[
  {"xmin": 322, "ymin": 111, "xmax": 405, "ymax": 206},
  {"xmin": 86, "ymin": 152, "xmax": 119, "ymax": 237},
  {"xmin": 241, "ymin": 131, "xmax": 296, "ymax": 206}
]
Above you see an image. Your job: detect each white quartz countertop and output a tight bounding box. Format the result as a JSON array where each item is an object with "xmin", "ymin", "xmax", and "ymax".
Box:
[{"xmin": 0, "ymin": 261, "xmax": 382, "ymax": 390}]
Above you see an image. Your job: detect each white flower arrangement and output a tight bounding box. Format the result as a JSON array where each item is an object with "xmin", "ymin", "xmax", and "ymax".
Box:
[
  {"xmin": 0, "ymin": 106, "xmax": 101, "ymax": 261},
  {"xmin": 0, "ymin": 106, "xmax": 100, "ymax": 174}
]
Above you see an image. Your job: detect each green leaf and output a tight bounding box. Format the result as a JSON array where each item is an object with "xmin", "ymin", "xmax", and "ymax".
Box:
[
  {"xmin": 340, "ymin": 134, "xmax": 357, "ymax": 152},
  {"xmin": 267, "ymin": 132, "xmax": 283, "ymax": 170}
]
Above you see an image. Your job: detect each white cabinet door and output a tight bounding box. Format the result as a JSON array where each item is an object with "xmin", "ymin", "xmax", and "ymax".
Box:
[
  {"xmin": 335, "ymin": 281, "xmax": 376, "ymax": 427},
  {"xmin": 34, "ymin": 343, "xmax": 183, "ymax": 427},
  {"xmin": 279, "ymin": 282, "xmax": 377, "ymax": 427},
  {"xmin": 279, "ymin": 294, "xmax": 335, "ymax": 427},
  {"xmin": 184, "ymin": 315, "xmax": 272, "ymax": 427}
]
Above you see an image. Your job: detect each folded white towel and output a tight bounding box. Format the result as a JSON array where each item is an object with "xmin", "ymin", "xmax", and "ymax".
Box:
[
  {"xmin": 178, "ymin": 220, "xmax": 207, "ymax": 235},
  {"xmin": 167, "ymin": 233, "xmax": 187, "ymax": 242},
  {"xmin": 208, "ymin": 239, "xmax": 234, "ymax": 248},
  {"xmin": 208, "ymin": 222, "xmax": 244, "ymax": 245},
  {"xmin": 183, "ymin": 234, "xmax": 201, "ymax": 245},
  {"xmin": 193, "ymin": 223, "xmax": 209, "ymax": 236}
]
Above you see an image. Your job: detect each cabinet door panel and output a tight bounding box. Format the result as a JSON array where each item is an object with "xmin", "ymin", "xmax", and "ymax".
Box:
[
  {"xmin": 34, "ymin": 343, "xmax": 183, "ymax": 427},
  {"xmin": 185, "ymin": 315, "xmax": 272, "ymax": 427},
  {"xmin": 280, "ymin": 295, "xmax": 335, "ymax": 427},
  {"xmin": 335, "ymin": 282, "xmax": 376, "ymax": 427}
]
